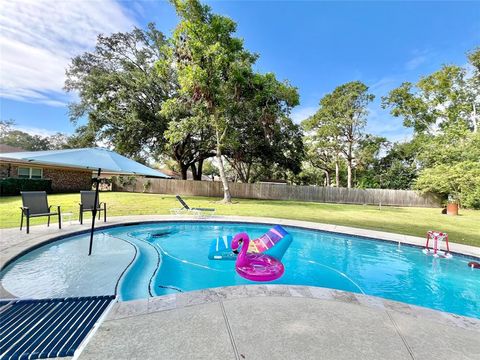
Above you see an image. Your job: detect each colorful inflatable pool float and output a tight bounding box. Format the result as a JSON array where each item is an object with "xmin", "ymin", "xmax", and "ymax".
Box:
[
  {"xmin": 231, "ymin": 232, "xmax": 285, "ymax": 282},
  {"xmin": 208, "ymin": 225, "xmax": 292, "ymax": 260}
]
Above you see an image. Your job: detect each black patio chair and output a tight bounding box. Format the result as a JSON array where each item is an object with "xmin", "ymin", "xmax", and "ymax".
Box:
[
  {"xmin": 20, "ymin": 191, "xmax": 61, "ymax": 234},
  {"xmin": 79, "ymin": 191, "xmax": 107, "ymax": 224}
]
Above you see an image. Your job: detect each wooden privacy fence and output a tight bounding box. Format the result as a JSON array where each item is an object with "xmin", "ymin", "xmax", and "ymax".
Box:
[{"xmin": 113, "ymin": 178, "xmax": 441, "ymax": 208}]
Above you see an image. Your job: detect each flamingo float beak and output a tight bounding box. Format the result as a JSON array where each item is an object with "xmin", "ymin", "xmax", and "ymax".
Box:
[{"xmin": 232, "ymin": 239, "xmax": 243, "ymax": 254}]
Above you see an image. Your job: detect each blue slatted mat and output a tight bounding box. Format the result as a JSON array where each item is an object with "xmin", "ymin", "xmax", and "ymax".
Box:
[{"xmin": 0, "ymin": 295, "xmax": 115, "ymax": 360}]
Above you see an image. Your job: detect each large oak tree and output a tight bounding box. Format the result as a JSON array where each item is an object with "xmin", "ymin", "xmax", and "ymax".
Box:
[{"xmin": 65, "ymin": 24, "xmax": 171, "ymax": 162}]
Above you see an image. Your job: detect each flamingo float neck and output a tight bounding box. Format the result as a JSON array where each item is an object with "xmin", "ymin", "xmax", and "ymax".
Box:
[{"xmin": 232, "ymin": 232, "xmax": 250, "ymax": 267}]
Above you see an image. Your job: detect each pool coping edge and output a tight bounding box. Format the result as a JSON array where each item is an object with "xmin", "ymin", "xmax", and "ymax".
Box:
[{"xmin": 106, "ymin": 285, "xmax": 480, "ymax": 332}]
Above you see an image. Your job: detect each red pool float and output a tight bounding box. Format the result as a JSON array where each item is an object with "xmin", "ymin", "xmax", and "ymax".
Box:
[{"xmin": 468, "ymin": 261, "xmax": 480, "ymax": 269}]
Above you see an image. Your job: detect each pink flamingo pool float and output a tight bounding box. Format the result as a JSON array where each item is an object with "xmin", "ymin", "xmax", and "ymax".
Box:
[{"xmin": 231, "ymin": 232, "xmax": 285, "ymax": 282}]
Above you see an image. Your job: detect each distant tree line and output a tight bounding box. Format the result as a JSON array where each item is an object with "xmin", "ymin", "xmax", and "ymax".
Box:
[
  {"xmin": 0, "ymin": 120, "xmax": 73, "ymax": 151},
  {"xmin": 3, "ymin": 0, "xmax": 478, "ymax": 207},
  {"xmin": 299, "ymin": 48, "xmax": 479, "ymax": 208}
]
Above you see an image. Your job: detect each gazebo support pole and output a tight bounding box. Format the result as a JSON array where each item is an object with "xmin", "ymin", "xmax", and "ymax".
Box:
[{"xmin": 88, "ymin": 168, "xmax": 102, "ymax": 256}]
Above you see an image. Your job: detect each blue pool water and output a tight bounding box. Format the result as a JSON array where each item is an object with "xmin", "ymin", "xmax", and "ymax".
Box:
[{"xmin": 1, "ymin": 222, "xmax": 479, "ymax": 318}]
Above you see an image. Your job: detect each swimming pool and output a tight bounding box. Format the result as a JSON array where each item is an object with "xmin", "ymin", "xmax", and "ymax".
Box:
[{"xmin": 1, "ymin": 221, "xmax": 479, "ymax": 318}]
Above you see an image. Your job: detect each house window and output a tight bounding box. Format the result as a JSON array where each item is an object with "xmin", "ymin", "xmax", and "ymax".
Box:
[
  {"xmin": 18, "ymin": 167, "xmax": 43, "ymax": 179},
  {"xmin": 18, "ymin": 167, "xmax": 30, "ymax": 178},
  {"xmin": 31, "ymin": 168, "xmax": 43, "ymax": 179}
]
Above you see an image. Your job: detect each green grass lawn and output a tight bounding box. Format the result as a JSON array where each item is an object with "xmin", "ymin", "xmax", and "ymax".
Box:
[{"xmin": 1, "ymin": 192, "xmax": 478, "ymax": 247}]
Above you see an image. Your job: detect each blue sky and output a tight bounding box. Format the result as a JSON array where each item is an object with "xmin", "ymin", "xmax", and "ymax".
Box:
[{"xmin": 1, "ymin": 1, "xmax": 479, "ymax": 142}]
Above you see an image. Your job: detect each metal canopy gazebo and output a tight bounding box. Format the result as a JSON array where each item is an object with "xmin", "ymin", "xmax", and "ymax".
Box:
[{"xmin": 0, "ymin": 147, "xmax": 169, "ymax": 255}]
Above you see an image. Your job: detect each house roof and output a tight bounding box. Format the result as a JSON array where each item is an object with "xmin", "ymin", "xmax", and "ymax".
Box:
[
  {"xmin": 0, "ymin": 147, "xmax": 169, "ymax": 178},
  {"xmin": 157, "ymin": 168, "xmax": 180, "ymax": 178}
]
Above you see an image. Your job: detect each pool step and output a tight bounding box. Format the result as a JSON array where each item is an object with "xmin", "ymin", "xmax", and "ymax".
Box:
[
  {"xmin": 116, "ymin": 235, "xmax": 160, "ymax": 301},
  {"xmin": 0, "ymin": 295, "xmax": 115, "ymax": 360}
]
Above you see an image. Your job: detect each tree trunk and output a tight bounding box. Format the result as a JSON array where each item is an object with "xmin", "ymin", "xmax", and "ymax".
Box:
[
  {"xmin": 180, "ymin": 164, "xmax": 188, "ymax": 180},
  {"xmin": 237, "ymin": 163, "xmax": 247, "ymax": 183},
  {"xmin": 196, "ymin": 159, "xmax": 204, "ymax": 180},
  {"xmin": 335, "ymin": 158, "xmax": 340, "ymax": 187},
  {"xmin": 347, "ymin": 142, "xmax": 353, "ymax": 188},
  {"xmin": 347, "ymin": 160, "xmax": 352, "ymax": 189},
  {"xmin": 190, "ymin": 163, "xmax": 198, "ymax": 180},
  {"xmin": 190, "ymin": 160, "xmax": 204, "ymax": 181},
  {"xmin": 216, "ymin": 133, "xmax": 232, "ymax": 203},
  {"xmin": 245, "ymin": 163, "xmax": 252, "ymax": 183},
  {"xmin": 323, "ymin": 169, "xmax": 330, "ymax": 187}
]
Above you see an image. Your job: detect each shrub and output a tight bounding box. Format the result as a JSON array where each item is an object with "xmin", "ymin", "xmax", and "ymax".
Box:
[
  {"xmin": 111, "ymin": 175, "xmax": 137, "ymax": 191},
  {"xmin": 0, "ymin": 178, "xmax": 52, "ymax": 196},
  {"xmin": 414, "ymin": 161, "xmax": 480, "ymax": 209},
  {"xmin": 143, "ymin": 179, "xmax": 152, "ymax": 193}
]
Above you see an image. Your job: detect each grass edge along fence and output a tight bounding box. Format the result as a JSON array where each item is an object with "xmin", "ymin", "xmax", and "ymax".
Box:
[{"xmin": 112, "ymin": 178, "xmax": 441, "ymax": 208}]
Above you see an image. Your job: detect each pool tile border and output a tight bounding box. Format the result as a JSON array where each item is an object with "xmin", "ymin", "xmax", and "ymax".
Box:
[{"xmin": 105, "ymin": 285, "xmax": 480, "ymax": 332}]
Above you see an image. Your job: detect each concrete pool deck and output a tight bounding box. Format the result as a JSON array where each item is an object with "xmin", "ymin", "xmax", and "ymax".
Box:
[
  {"xmin": 1, "ymin": 215, "xmax": 479, "ymax": 359},
  {"xmin": 77, "ymin": 285, "xmax": 480, "ymax": 360}
]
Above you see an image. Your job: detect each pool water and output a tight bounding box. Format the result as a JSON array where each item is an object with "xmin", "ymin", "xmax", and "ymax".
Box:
[{"xmin": 1, "ymin": 222, "xmax": 479, "ymax": 318}]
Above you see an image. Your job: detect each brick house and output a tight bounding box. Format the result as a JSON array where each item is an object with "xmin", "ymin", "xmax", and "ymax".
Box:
[{"xmin": 0, "ymin": 145, "xmax": 92, "ymax": 193}]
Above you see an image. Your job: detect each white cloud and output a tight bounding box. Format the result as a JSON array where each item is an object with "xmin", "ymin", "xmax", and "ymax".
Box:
[
  {"xmin": 0, "ymin": 0, "xmax": 137, "ymax": 106},
  {"xmin": 14, "ymin": 125, "xmax": 61, "ymax": 137},
  {"xmin": 369, "ymin": 77, "xmax": 398, "ymax": 95},
  {"xmin": 405, "ymin": 49, "xmax": 431, "ymax": 71},
  {"xmin": 405, "ymin": 55, "xmax": 427, "ymax": 71},
  {"xmin": 291, "ymin": 106, "xmax": 317, "ymax": 124}
]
